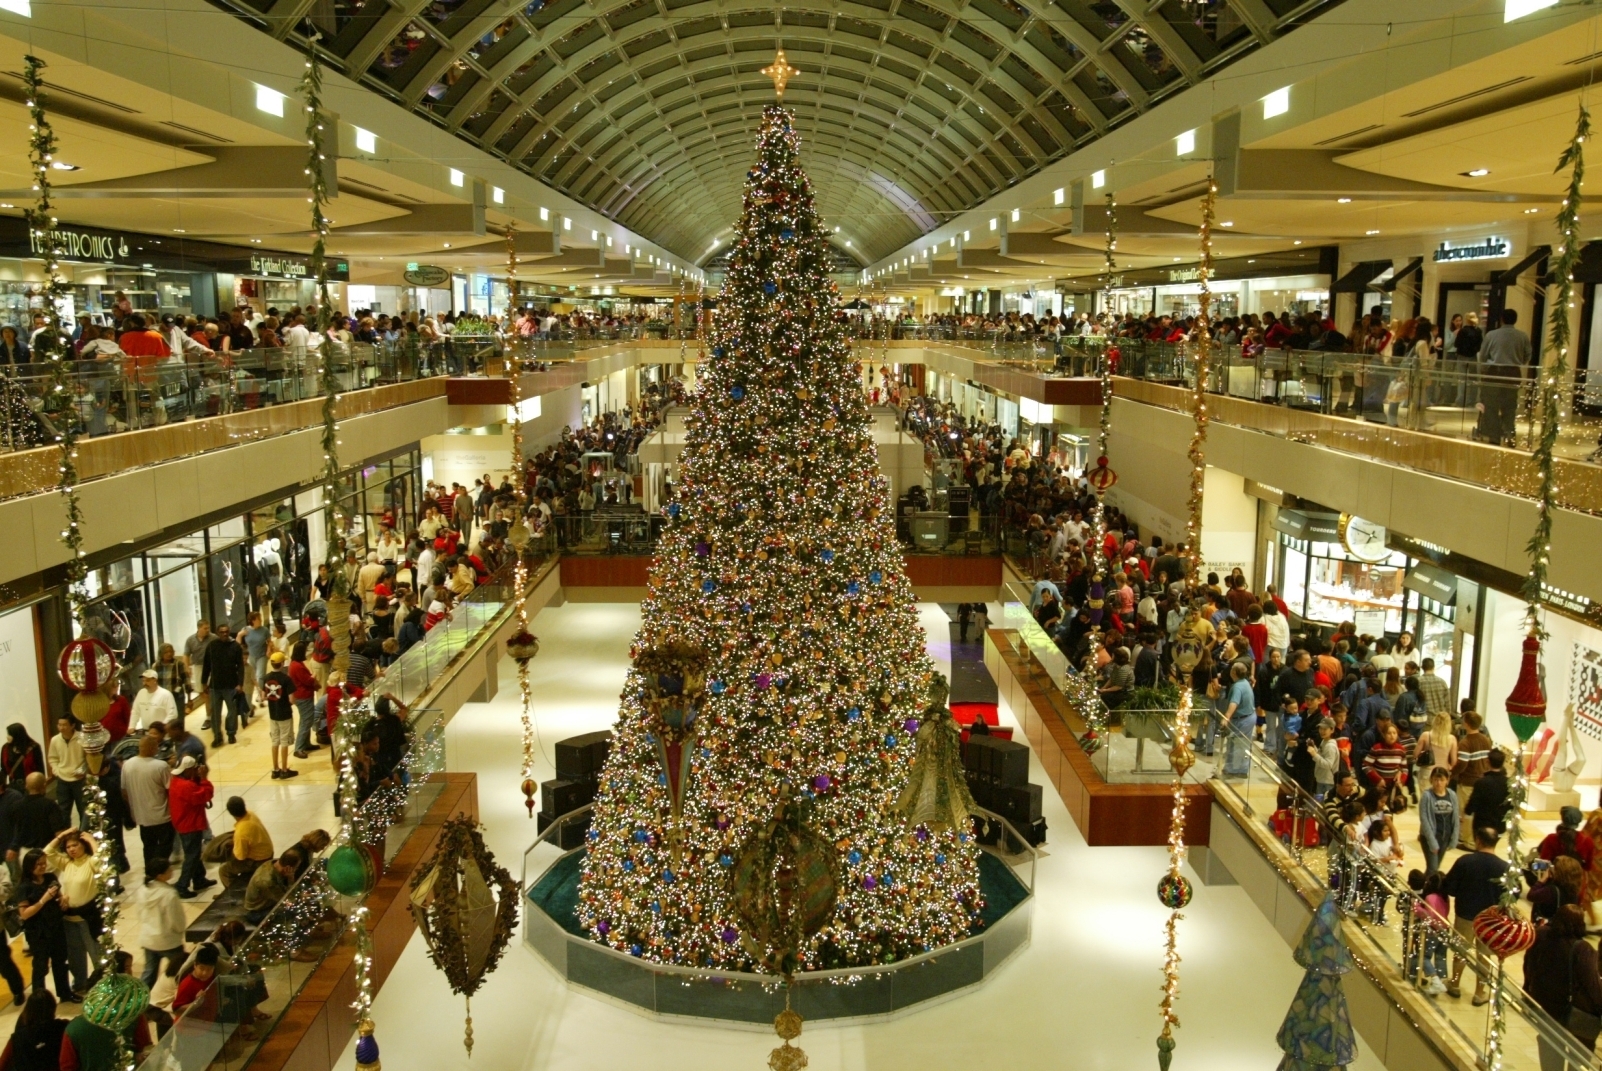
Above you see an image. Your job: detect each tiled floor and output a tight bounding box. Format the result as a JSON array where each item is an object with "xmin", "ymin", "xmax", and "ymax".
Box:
[
  {"xmin": 0, "ymin": 693, "xmax": 341, "ymax": 1031},
  {"xmin": 333, "ymin": 600, "xmax": 1386, "ymax": 1071}
]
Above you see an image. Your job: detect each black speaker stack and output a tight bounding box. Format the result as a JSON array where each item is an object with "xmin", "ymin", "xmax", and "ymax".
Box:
[
  {"xmin": 962, "ymin": 734, "xmax": 1047, "ymax": 849},
  {"xmin": 537, "ymin": 731, "xmax": 612, "ymax": 850}
]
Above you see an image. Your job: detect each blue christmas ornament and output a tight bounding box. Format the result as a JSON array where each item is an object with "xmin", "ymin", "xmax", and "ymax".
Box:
[
  {"xmin": 719, "ymin": 853, "xmax": 734, "ymax": 867},
  {"xmin": 847, "ymin": 850, "xmax": 861, "ymax": 865},
  {"xmin": 587, "ymin": 828, "xmax": 599, "ymax": 842},
  {"xmin": 651, "ymin": 901, "xmax": 661, "ymax": 913},
  {"xmin": 781, "ymin": 228, "xmax": 794, "ymax": 240},
  {"xmin": 667, "ymin": 502, "xmax": 681, "ymax": 518},
  {"xmin": 763, "ymin": 281, "xmax": 777, "ymax": 294},
  {"xmin": 701, "ymin": 578, "xmax": 717, "ymax": 593},
  {"xmin": 821, "ymin": 548, "xmax": 835, "ymax": 564},
  {"xmin": 623, "ymin": 859, "xmax": 635, "ymax": 872},
  {"xmin": 885, "ymin": 734, "xmax": 898, "ymax": 748},
  {"xmin": 847, "ymin": 707, "xmax": 862, "ymax": 721},
  {"xmin": 847, "ymin": 581, "xmax": 860, "ymax": 596},
  {"xmin": 730, "ymin": 385, "xmax": 745, "ymax": 401},
  {"xmin": 662, "ymin": 870, "xmax": 675, "ymax": 883},
  {"xmin": 869, "ymin": 569, "xmax": 883, "ymax": 584},
  {"xmin": 881, "ymin": 873, "xmax": 893, "ymax": 887},
  {"xmin": 630, "ymin": 944, "xmax": 642, "ymax": 956},
  {"xmin": 710, "ymin": 679, "xmax": 727, "ymax": 695},
  {"xmin": 713, "ymin": 346, "xmax": 725, "ymax": 357},
  {"xmin": 936, "ymin": 853, "xmax": 947, "ymax": 864}
]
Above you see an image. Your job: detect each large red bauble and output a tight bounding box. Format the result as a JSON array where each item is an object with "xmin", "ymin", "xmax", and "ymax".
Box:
[{"xmin": 57, "ymin": 637, "xmax": 117, "ymax": 693}]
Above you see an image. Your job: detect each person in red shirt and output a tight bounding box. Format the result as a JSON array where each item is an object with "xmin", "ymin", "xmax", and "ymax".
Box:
[
  {"xmin": 1539, "ymin": 807, "xmax": 1597, "ymax": 872},
  {"xmin": 287, "ymin": 643, "xmax": 320, "ymax": 758},
  {"xmin": 167, "ymin": 756, "xmax": 215, "ymax": 898},
  {"xmin": 101, "ymin": 689, "xmax": 132, "ymax": 745},
  {"xmin": 172, "ymin": 945, "xmax": 219, "ymax": 1014},
  {"xmin": 1240, "ymin": 606, "xmax": 1269, "ymax": 664},
  {"xmin": 1264, "ymin": 313, "xmax": 1293, "ymax": 349},
  {"xmin": 116, "ymin": 313, "xmax": 171, "ymax": 385}
]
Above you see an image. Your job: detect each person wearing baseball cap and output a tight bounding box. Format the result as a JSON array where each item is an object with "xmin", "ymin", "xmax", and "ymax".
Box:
[
  {"xmin": 262, "ymin": 652, "xmax": 298, "ymax": 780},
  {"xmin": 131, "ymin": 669, "xmax": 177, "ymax": 737},
  {"xmin": 167, "ymin": 755, "xmax": 214, "ymax": 899}
]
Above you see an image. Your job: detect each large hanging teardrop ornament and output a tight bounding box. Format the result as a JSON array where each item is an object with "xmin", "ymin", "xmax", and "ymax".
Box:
[{"xmin": 1505, "ymin": 631, "xmax": 1548, "ymax": 744}]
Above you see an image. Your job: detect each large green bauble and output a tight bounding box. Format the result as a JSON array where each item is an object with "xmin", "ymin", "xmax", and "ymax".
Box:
[
  {"xmin": 82, "ymin": 974, "xmax": 148, "ymax": 1032},
  {"xmin": 328, "ymin": 843, "xmax": 379, "ymax": 897}
]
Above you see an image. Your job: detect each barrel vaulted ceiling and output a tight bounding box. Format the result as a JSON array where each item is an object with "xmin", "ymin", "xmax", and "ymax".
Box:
[{"xmin": 220, "ymin": 0, "xmax": 1341, "ymax": 263}]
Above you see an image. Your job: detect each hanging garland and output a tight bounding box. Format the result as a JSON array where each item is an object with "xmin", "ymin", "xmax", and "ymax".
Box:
[
  {"xmin": 26, "ymin": 56, "xmax": 125, "ymax": 981},
  {"xmin": 301, "ymin": 32, "xmax": 353, "ymax": 682},
  {"xmin": 503, "ymin": 260, "xmax": 541, "ymax": 816},
  {"xmin": 1479, "ymin": 103, "xmax": 1590, "ymax": 1071},
  {"xmin": 1154, "ymin": 176, "xmax": 1217, "ymax": 1071}
]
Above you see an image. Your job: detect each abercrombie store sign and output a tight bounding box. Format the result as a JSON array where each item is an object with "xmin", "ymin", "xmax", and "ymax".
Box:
[{"xmin": 1432, "ymin": 236, "xmax": 1512, "ymax": 263}]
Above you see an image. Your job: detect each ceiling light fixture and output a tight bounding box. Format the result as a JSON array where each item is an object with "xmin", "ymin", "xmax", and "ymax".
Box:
[
  {"xmin": 1053, "ymin": 187, "xmax": 1065, "ymax": 206},
  {"xmin": 1337, "ymin": 197, "xmax": 1352, "ymax": 204},
  {"xmin": 1263, "ymin": 86, "xmax": 1291, "ymax": 119},
  {"xmin": 1463, "ymin": 168, "xmax": 1490, "ymax": 177},
  {"xmin": 50, "ymin": 161, "xmax": 79, "ymax": 171},
  {"xmin": 1220, "ymin": 221, "xmax": 1234, "ymax": 227},
  {"xmin": 492, "ymin": 186, "xmax": 504, "ymax": 203},
  {"xmin": 1366, "ymin": 229, "xmax": 1380, "ymax": 235},
  {"xmin": 1525, "ymin": 207, "xmax": 1541, "ymax": 214},
  {"xmin": 1293, "ymin": 240, "xmax": 1303, "ymax": 245},
  {"xmin": 354, "ymin": 127, "xmax": 377, "ymax": 153},
  {"xmin": 1176, "ymin": 129, "xmax": 1196, "ymax": 156},
  {"xmin": 1091, "ymin": 170, "xmax": 1106, "ymax": 189},
  {"xmin": 254, "ymin": 84, "xmax": 285, "ymax": 117}
]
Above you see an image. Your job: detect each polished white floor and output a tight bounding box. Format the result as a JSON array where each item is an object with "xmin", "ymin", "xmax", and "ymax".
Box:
[{"xmin": 338, "ymin": 601, "xmax": 1385, "ymax": 1071}]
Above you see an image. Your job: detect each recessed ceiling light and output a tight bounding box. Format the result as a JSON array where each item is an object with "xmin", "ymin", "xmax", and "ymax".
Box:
[
  {"xmin": 1172, "ymin": 257, "xmax": 1181, "ymax": 262},
  {"xmin": 1337, "ymin": 197, "xmax": 1352, "ymax": 204},
  {"xmin": 1366, "ymin": 229, "xmax": 1381, "ymax": 235},
  {"xmin": 1463, "ymin": 169, "xmax": 1490, "ymax": 177},
  {"xmin": 1220, "ymin": 221, "xmax": 1234, "ymax": 227},
  {"xmin": 1248, "ymin": 259, "xmax": 1256, "ymax": 264},
  {"xmin": 443, "ymin": 242, "xmax": 451, "ymax": 248},
  {"xmin": 173, "ymin": 228, "xmax": 185, "ymax": 233},
  {"xmin": 0, "ymin": 204, "xmax": 12, "ymax": 209},
  {"xmin": 1525, "ymin": 207, "xmax": 1540, "ymax": 214},
  {"xmin": 1293, "ymin": 240, "xmax": 1303, "ymax": 245},
  {"xmin": 50, "ymin": 161, "xmax": 79, "ymax": 171}
]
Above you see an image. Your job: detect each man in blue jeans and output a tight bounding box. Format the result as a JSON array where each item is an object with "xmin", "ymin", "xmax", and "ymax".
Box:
[
  {"xmin": 201, "ymin": 623, "xmax": 246, "ymax": 748},
  {"xmin": 1220, "ymin": 661, "xmax": 1258, "ymax": 777}
]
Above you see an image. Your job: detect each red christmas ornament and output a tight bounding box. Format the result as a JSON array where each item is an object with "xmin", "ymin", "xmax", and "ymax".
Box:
[
  {"xmin": 1473, "ymin": 905, "xmax": 1536, "ymax": 959},
  {"xmin": 1505, "ymin": 630, "xmax": 1547, "ymax": 744},
  {"xmin": 57, "ymin": 638, "xmax": 116, "ymax": 693}
]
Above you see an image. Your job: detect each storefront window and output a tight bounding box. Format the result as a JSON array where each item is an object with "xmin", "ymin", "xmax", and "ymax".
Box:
[
  {"xmin": 1280, "ymin": 537, "xmax": 1309, "ymax": 619},
  {"xmin": 1414, "ymin": 596, "xmax": 1458, "ymax": 690},
  {"xmin": 1305, "ymin": 541, "xmax": 1408, "ymax": 631}
]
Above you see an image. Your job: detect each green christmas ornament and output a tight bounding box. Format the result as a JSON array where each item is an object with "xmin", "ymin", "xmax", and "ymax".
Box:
[
  {"xmin": 731, "ymin": 802, "xmax": 839, "ymax": 975},
  {"xmin": 329, "ymin": 843, "xmax": 379, "ymax": 897},
  {"xmin": 81, "ymin": 974, "xmax": 149, "ymax": 1033}
]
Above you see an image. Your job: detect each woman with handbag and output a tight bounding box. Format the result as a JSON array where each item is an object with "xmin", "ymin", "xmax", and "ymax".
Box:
[
  {"xmin": 0, "ymin": 727, "xmax": 41, "ymax": 792},
  {"xmin": 1525, "ymin": 904, "xmax": 1602, "ymax": 1069}
]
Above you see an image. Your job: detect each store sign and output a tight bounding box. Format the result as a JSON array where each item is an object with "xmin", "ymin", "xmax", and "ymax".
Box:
[
  {"xmin": 1403, "ymin": 561, "xmax": 1458, "ymax": 604},
  {"xmin": 404, "ymin": 264, "xmax": 450, "ymax": 287},
  {"xmin": 30, "ymin": 225, "xmax": 131, "ymax": 263},
  {"xmin": 1432, "ymin": 236, "xmax": 1511, "ymax": 263},
  {"xmin": 224, "ymin": 253, "xmax": 349, "ymax": 281},
  {"xmin": 1167, "ymin": 267, "xmax": 1202, "ymax": 283},
  {"xmin": 1271, "ymin": 509, "xmax": 1340, "ymax": 542}
]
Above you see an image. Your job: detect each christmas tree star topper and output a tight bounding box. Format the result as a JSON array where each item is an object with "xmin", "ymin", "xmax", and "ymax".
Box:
[{"xmin": 762, "ymin": 50, "xmax": 799, "ymax": 99}]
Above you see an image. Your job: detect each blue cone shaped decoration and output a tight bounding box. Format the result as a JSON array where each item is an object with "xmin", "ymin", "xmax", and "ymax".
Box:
[{"xmin": 1276, "ymin": 894, "xmax": 1357, "ymax": 1070}]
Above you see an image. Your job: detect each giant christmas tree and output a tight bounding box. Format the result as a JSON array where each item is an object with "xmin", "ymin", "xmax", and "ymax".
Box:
[{"xmin": 576, "ymin": 107, "xmax": 981, "ymax": 972}]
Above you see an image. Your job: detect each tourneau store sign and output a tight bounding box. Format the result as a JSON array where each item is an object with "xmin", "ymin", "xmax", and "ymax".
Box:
[{"xmin": 1433, "ymin": 236, "xmax": 1511, "ymax": 263}]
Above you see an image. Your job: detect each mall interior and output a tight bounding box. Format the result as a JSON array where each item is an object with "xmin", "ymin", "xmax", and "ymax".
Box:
[{"xmin": 2, "ymin": 0, "xmax": 1602, "ymax": 1069}]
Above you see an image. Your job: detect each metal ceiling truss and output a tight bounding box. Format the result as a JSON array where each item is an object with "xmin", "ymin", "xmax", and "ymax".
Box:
[{"xmin": 227, "ymin": 0, "xmax": 1339, "ymax": 261}]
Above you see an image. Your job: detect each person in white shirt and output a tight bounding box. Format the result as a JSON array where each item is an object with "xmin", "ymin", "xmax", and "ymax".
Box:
[
  {"xmin": 131, "ymin": 668, "xmax": 179, "ymax": 732},
  {"xmin": 164, "ymin": 317, "xmax": 212, "ymax": 360},
  {"xmin": 283, "ymin": 314, "xmax": 313, "ymax": 367},
  {"xmin": 47, "ymin": 716, "xmax": 87, "ymax": 828}
]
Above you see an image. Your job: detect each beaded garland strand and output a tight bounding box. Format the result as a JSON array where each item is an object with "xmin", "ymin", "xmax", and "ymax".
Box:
[{"xmin": 1154, "ymin": 176, "xmax": 1218, "ymax": 1071}]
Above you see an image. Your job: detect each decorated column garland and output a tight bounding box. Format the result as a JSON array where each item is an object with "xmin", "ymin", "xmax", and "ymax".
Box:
[
  {"xmin": 1483, "ymin": 103, "xmax": 1590, "ymax": 1071},
  {"xmin": 26, "ymin": 57, "xmax": 126, "ymax": 979},
  {"xmin": 1153, "ymin": 176, "xmax": 1218, "ymax": 1071},
  {"xmin": 301, "ymin": 34, "xmax": 354, "ymax": 681},
  {"xmin": 504, "ymin": 286, "xmax": 541, "ymax": 816}
]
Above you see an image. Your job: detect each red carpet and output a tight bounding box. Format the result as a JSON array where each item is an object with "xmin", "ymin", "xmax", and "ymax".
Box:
[{"xmin": 951, "ymin": 702, "xmax": 999, "ymax": 726}]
